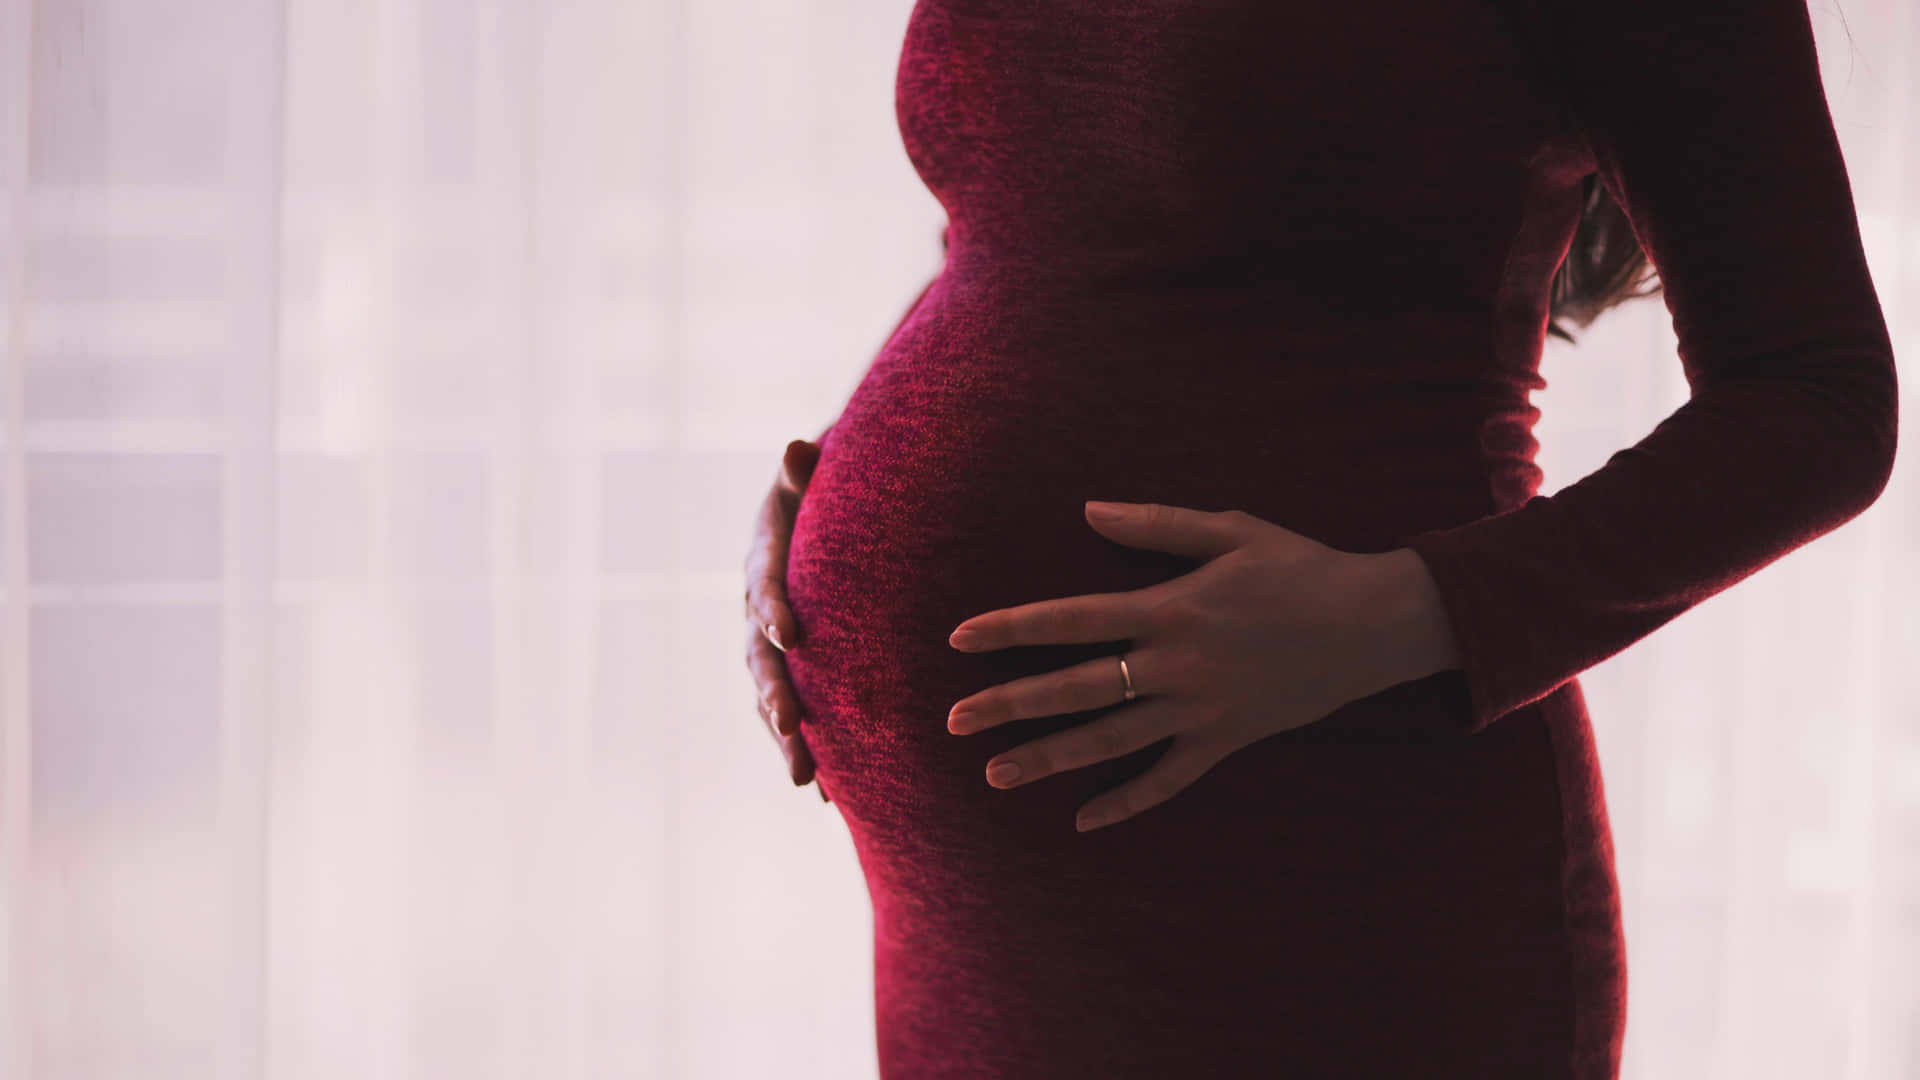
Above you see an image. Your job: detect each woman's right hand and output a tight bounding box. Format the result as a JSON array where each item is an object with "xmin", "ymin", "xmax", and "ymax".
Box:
[{"xmin": 743, "ymin": 437, "xmax": 830, "ymax": 802}]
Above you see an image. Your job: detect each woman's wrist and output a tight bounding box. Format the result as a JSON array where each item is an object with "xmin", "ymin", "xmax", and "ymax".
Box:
[{"xmin": 1352, "ymin": 547, "xmax": 1463, "ymax": 692}]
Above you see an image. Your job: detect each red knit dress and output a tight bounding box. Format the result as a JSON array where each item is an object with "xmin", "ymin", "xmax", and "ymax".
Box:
[{"xmin": 779, "ymin": 0, "xmax": 1899, "ymax": 1075}]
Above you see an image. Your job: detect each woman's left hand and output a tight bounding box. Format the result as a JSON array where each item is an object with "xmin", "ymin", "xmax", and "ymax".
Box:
[{"xmin": 946, "ymin": 500, "xmax": 1444, "ymax": 833}]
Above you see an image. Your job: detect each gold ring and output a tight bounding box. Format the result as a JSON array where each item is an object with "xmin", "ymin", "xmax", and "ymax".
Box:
[{"xmin": 1117, "ymin": 653, "xmax": 1136, "ymax": 702}]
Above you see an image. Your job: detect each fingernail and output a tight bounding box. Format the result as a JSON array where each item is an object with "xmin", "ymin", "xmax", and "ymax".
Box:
[
  {"xmin": 769, "ymin": 707, "xmax": 784, "ymax": 734},
  {"xmin": 986, "ymin": 761, "xmax": 1022, "ymax": 786},
  {"xmin": 1085, "ymin": 501, "xmax": 1127, "ymax": 521},
  {"xmin": 948, "ymin": 628, "xmax": 983, "ymax": 649},
  {"xmin": 764, "ymin": 623, "xmax": 785, "ymax": 651},
  {"xmin": 1076, "ymin": 808, "xmax": 1115, "ymax": 832},
  {"xmin": 947, "ymin": 708, "xmax": 977, "ymax": 734}
]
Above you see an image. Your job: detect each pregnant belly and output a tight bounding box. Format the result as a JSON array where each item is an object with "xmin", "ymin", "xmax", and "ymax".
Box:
[
  {"xmin": 781, "ymin": 290, "xmax": 1488, "ymax": 847},
  {"xmin": 782, "ymin": 391, "xmax": 1182, "ymax": 838}
]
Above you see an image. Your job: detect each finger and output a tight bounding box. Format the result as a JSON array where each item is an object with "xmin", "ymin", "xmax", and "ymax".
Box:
[
  {"xmin": 1083, "ymin": 502, "xmax": 1259, "ymax": 561},
  {"xmin": 747, "ymin": 588, "xmax": 797, "ymax": 655},
  {"xmin": 949, "ymin": 586, "xmax": 1168, "ymax": 651},
  {"xmin": 755, "ymin": 438, "xmax": 822, "ymax": 651},
  {"xmin": 1074, "ymin": 737, "xmax": 1230, "ymax": 832},
  {"xmin": 744, "ymin": 486, "xmax": 800, "ymax": 653},
  {"xmin": 744, "ymin": 623, "xmax": 818, "ymax": 783},
  {"xmin": 756, "ymin": 695, "xmax": 817, "ymax": 785},
  {"xmin": 744, "ymin": 619, "xmax": 805, "ymax": 737},
  {"xmin": 788, "ymin": 734, "xmax": 817, "ymax": 786},
  {"xmin": 745, "ymin": 437, "xmax": 824, "ymax": 652},
  {"xmin": 948, "ymin": 647, "xmax": 1171, "ymax": 734},
  {"xmin": 780, "ymin": 438, "xmax": 823, "ymax": 496},
  {"xmin": 981, "ymin": 697, "xmax": 1184, "ymax": 789}
]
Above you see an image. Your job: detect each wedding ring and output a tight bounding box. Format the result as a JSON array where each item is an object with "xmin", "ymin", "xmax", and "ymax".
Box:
[{"xmin": 1117, "ymin": 653, "xmax": 1136, "ymax": 702}]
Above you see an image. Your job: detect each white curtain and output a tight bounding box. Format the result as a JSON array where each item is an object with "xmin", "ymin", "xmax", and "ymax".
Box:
[{"xmin": 0, "ymin": 1, "xmax": 1912, "ymax": 1078}]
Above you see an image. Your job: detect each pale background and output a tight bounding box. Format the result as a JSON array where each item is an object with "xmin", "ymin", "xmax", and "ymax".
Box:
[{"xmin": 0, "ymin": 1, "xmax": 1916, "ymax": 1078}]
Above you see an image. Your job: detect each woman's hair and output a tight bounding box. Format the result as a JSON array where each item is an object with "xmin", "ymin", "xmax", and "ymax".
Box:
[{"xmin": 1545, "ymin": 174, "xmax": 1662, "ymax": 344}]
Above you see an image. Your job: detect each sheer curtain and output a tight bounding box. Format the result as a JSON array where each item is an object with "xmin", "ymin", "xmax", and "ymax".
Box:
[{"xmin": 0, "ymin": 1, "xmax": 1912, "ymax": 1078}]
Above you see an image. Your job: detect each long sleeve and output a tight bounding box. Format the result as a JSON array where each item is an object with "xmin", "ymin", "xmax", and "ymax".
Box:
[{"xmin": 1400, "ymin": 0, "xmax": 1900, "ymax": 736}]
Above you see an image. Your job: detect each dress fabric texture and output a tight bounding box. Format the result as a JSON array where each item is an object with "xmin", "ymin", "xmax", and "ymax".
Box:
[{"xmin": 780, "ymin": 0, "xmax": 1899, "ymax": 1076}]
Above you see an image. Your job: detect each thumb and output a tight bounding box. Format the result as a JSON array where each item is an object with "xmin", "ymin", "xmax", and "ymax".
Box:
[
  {"xmin": 1082, "ymin": 502, "xmax": 1255, "ymax": 561},
  {"xmin": 780, "ymin": 439, "xmax": 823, "ymax": 494}
]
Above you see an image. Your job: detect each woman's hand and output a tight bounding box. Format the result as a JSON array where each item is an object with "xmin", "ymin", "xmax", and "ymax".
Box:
[
  {"xmin": 945, "ymin": 501, "xmax": 1454, "ymax": 833},
  {"xmin": 743, "ymin": 437, "xmax": 830, "ymax": 802}
]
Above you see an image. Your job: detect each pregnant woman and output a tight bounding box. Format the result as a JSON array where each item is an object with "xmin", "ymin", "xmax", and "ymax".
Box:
[{"xmin": 742, "ymin": 0, "xmax": 1898, "ymax": 1075}]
